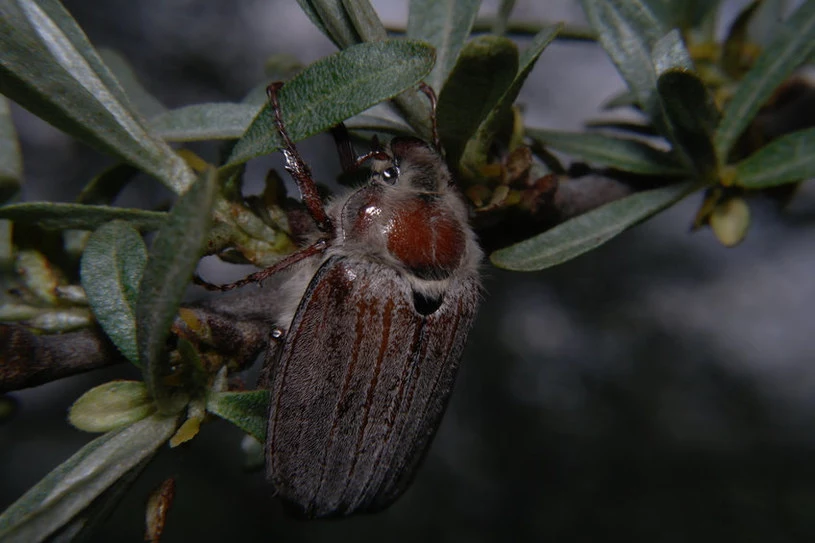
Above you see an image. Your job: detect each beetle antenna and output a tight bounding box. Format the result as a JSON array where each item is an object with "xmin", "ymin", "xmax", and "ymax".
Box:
[{"xmin": 418, "ymin": 82, "xmax": 441, "ymax": 154}]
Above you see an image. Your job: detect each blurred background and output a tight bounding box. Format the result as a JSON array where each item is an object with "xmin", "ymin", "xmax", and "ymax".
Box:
[{"xmin": 2, "ymin": 1, "xmax": 815, "ymax": 541}]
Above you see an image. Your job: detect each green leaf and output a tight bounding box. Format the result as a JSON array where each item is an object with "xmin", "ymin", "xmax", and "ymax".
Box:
[
  {"xmin": 492, "ymin": 0, "xmax": 517, "ymax": 35},
  {"xmin": 76, "ymin": 164, "xmax": 140, "ymax": 205},
  {"xmin": 296, "ymin": 0, "xmax": 360, "ymax": 48},
  {"xmin": 137, "ymin": 168, "xmax": 217, "ymax": 415},
  {"xmin": 461, "ymin": 25, "xmax": 561, "ymax": 171},
  {"xmin": 715, "ymin": 1, "xmax": 815, "ymax": 162},
  {"xmin": 490, "ymin": 182, "xmax": 696, "ymax": 271},
  {"xmin": 0, "ymin": 96, "xmax": 22, "ymax": 203},
  {"xmin": 149, "ymin": 103, "xmax": 259, "ymax": 142},
  {"xmin": 0, "ymin": 414, "xmax": 177, "ymax": 543},
  {"xmin": 650, "ymin": 28, "xmax": 693, "ymax": 74},
  {"xmin": 656, "ymin": 68, "xmax": 720, "ymax": 180},
  {"xmin": 601, "ymin": 89, "xmax": 640, "ymax": 110},
  {"xmin": 342, "ymin": 0, "xmax": 388, "ymax": 41},
  {"xmin": 97, "ymin": 48, "xmax": 166, "ymax": 119},
  {"xmin": 748, "ymin": 0, "xmax": 785, "ymax": 48},
  {"xmin": 68, "ymin": 381, "xmax": 154, "ymax": 432},
  {"xmin": 226, "ymin": 40, "xmax": 434, "ymax": 168},
  {"xmin": 295, "ymin": 0, "xmax": 333, "ymax": 44},
  {"xmin": 47, "ymin": 455, "xmax": 151, "ymax": 543},
  {"xmin": 584, "ymin": 120, "xmax": 657, "ymax": 137},
  {"xmin": 645, "ymin": 0, "xmax": 722, "ymax": 32},
  {"xmin": 721, "ymin": 0, "xmax": 762, "ymax": 78},
  {"xmin": 339, "ymin": 0, "xmax": 432, "ymax": 141},
  {"xmin": 735, "ymin": 127, "xmax": 815, "ymax": 188},
  {"xmin": 0, "ymin": 202, "xmax": 166, "ymax": 231},
  {"xmin": 527, "ymin": 128, "xmax": 686, "ymax": 175},
  {"xmin": 206, "ymin": 390, "xmax": 271, "ymax": 443},
  {"xmin": 80, "ymin": 221, "xmax": 147, "ymax": 365},
  {"xmin": 437, "ymin": 36, "xmax": 519, "ymax": 165},
  {"xmin": 407, "ymin": 0, "xmax": 482, "ymax": 91},
  {"xmin": 580, "ymin": 0, "xmax": 668, "ymax": 125},
  {"xmin": 345, "ymin": 103, "xmax": 414, "ymax": 135},
  {"xmin": 0, "ymin": 0, "xmax": 194, "ymax": 194}
]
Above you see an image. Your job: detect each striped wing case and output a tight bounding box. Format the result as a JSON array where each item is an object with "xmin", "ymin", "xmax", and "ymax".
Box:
[{"xmin": 265, "ymin": 255, "xmax": 479, "ymax": 518}]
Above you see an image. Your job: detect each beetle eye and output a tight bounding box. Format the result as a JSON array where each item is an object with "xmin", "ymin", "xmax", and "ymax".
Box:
[{"xmin": 381, "ymin": 166, "xmax": 399, "ymax": 184}]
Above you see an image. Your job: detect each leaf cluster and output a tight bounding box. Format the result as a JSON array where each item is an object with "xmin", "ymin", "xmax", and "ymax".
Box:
[{"xmin": 0, "ymin": 0, "xmax": 813, "ymax": 539}]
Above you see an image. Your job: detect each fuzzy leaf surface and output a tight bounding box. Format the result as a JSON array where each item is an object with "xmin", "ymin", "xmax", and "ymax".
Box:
[
  {"xmin": 491, "ymin": 182, "xmax": 696, "ymax": 271},
  {"xmin": 527, "ymin": 128, "xmax": 686, "ymax": 175},
  {"xmin": 0, "ymin": 0, "xmax": 194, "ymax": 193},
  {"xmin": 715, "ymin": 1, "xmax": 815, "ymax": 161},
  {"xmin": 0, "ymin": 414, "xmax": 177, "ymax": 543},
  {"xmin": 735, "ymin": 127, "xmax": 815, "ymax": 188},
  {"xmin": 80, "ymin": 221, "xmax": 147, "ymax": 365},
  {"xmin": 226, "ymin": 40, "xmax": 434, "ymax": 167},
  {"xmin": 0, "ymin": 202, "xmax": 166, "ymax": 231},
  {"xmin": 407, "ymin": 0, "xmax": 481, "ymax": 91},
  {"xmin": 137, "ymin": 169, "xmax": 217, "ymax": 415}
]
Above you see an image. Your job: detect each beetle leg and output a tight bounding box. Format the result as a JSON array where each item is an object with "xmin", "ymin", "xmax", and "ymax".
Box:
[
  {"xmin": 194, "ymin": 239, "xmax": 328, "ymax": 292},
  {"xmin": 267, "ymin": 82, "xmax": 334, "ymax": 235}
]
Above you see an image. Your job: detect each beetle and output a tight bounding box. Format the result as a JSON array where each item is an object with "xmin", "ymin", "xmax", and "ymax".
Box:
[{"xmin": 204, "ymin": 82, "xmax": 481, "ymax": 518}]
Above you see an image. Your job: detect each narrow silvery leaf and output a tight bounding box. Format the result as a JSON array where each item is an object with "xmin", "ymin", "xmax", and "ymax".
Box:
[
  {"xmin": 138, "ymin": 169, "xmax": 217, "ymax": 415},
  {"xmin": 346, "ymin": 103, "xmax": 414, "ymax": 135},
  {"xmin": 80, "ymin": 221, "xmax": 147, "ymax": 365},
  {"xmin": 226, "ymin": 40, "xmax": 434, "ymax": 167},
  {"xmin": 735, "ymin": 127, "xmax": 815, "ymax": 188},
  {"xmin": 295, "ymin": 0, "xmax": 333, "ymax": 44},
  {"xmin": 97, "ymin": 48, "xmax": 166, "ymax": 120},
  {"xmin": 492, "ymin": 0, "xmax": 517, "ymax": 35},
  {"xmin": 491, "ymin": 182, "xmax": 696, "ymax": 271},
  {"xmin": 0, "ymin": 96, "xmax": 22, "ymax": 203},
  {"xmin": 298, "ymin": 0, "xmax": 360, "ymax": 48},
  {"xmin": 150, "ymin": 103, "xmax": 259, "ymax": 142},
  {"xmin": 580, "ymin": 0, "xmax": 668, "ymax": 126},
  {"xmin": 0, "ymin": 202, "xmax": 166, "ymax": 231},
  {"xmin": 715, "ymin": 1, "xmax": 815, "ymax": 162},
  {"xmin": 0, "ymin": 414, "xmax": 177, "ymax": 543},
  {"xmin": 47, "ymin": 455, "xmax": 151, "ymax": 543},
  {"xmin": 407, "ymin": 0, "xmax": 482, "ymax": 92},
  {"xmin": 650, "ymin": 29, "xmax": 693, "ymax": 74},
  {"xmin": 602, "ymin": 90, "xmax": 639, "ymax": 110},
  {"xmin": 0, "ymin": 0, "xmax": 194, "ymax": 194},
  {"xmin": 527, "ymin": 128, "xmax": 686, "ymax": 176},
  {"xmin": 340, "ymin": 1, "xmax": 432, "ymax": 143},
  {"xmin": 76, "ymin": 164, "xmax": 140, "ymax": 206},
  {"xmin": 342, "ymin": 0, "xmax": 387, "ymax": 41}
]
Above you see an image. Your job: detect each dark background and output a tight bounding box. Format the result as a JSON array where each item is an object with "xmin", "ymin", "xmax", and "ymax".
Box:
[{"xmin": 2, "ymin": 1, "xmax": 815, "ymax": 541}]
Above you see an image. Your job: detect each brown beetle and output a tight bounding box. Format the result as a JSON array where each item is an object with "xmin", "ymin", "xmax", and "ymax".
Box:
[{"xmin": 206, "ymin": 83, "xmax": 481, "ymax": 518}]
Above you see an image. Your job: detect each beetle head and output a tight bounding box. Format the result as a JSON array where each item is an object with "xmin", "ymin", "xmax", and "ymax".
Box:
[{"xmin": 369, "ymin": 136, "xmax": 451, "ymax": 194}]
